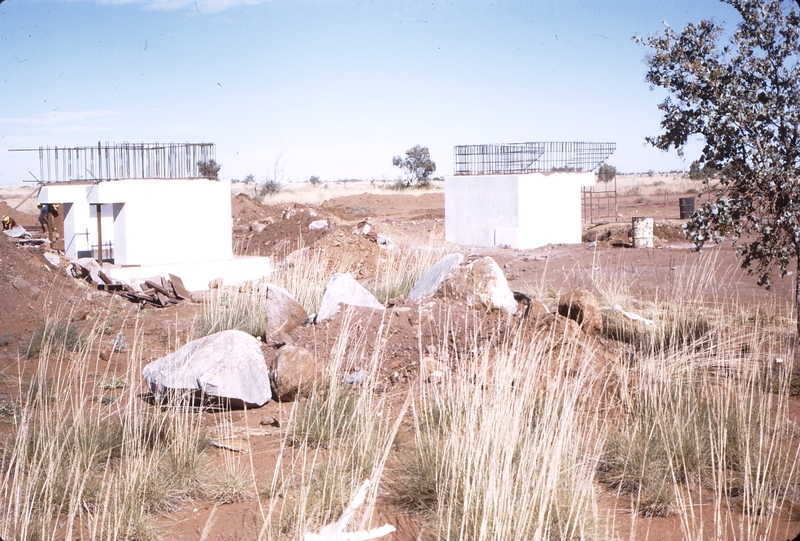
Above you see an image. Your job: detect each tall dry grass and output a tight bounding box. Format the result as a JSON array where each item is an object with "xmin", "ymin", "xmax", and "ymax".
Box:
[{"xmin": 3, "ymin": 246, "xmax": 800, "ymax": 541}]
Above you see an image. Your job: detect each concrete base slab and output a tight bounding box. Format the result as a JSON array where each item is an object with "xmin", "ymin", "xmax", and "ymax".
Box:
[{"xmin": 106, "ymin": 256, "xmax": 271, "ymax": 292}]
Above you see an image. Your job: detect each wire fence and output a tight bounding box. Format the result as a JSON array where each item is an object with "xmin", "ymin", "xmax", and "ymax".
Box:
[{"xmin": 453, "ymin": 141, "xmax": 616, "ymax": 176}]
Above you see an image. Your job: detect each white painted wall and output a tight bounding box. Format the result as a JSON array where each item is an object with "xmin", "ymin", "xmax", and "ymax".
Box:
[
  {"xmin": 445, "ymin": 172, "xmax": 595, "ymax": 250},
  {"xmin": 444, "ymin": 175, "xmax": 518, "ymax": 247},
  {"xmin": 86, "ymin": 178, "xmax": 232, "ymax": 266},
  {"xmin": 40, "ymin": 178, "xmax": 232, "ymax": 266}
]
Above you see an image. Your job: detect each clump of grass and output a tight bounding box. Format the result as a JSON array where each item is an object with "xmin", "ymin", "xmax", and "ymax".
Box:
[
  {"xmin": 25, "ymin": 318, "xmax": 86, "ymax": 359},
  {"xmin": 602, "ymin": 307, "xmax": 713, "ymax": 355},
  {"xmin": 368, "ymin": 246, "xmax": 452, "ymax": 303},
  {"xmin": 270, "ymin": 247, "xmax": 347, "ymax": 315},
  {"xmin": 1, "ymin": 345, "xmax": 210, "ymax": 541},
  {"xmin": 267, "ymin": 309, "xmax": 399, "ymax": 538},
  {"xmin": 195, "ymin": 288, "xmax": 266, "ymax": 338},
  {"xmin": 98, "ymin": 376, "xmax": 128, "ymax": 389},
  {"xmin": 206, "ymin": 465, "xmax": 253, "ymax": 504},
  {"xmin": 0, "ymin": 402, "xmax": 19, "ymax": 418},
  {"xmin": 397, "ymin": 334, "xmax": 602, "ymax": 540}
]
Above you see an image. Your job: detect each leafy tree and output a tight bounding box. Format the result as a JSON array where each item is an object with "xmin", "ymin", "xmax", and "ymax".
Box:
[
  {"xmin": 244, "ymin": 174, "xmax": 255, "ymax": 184},
  {"xmin": 392, "ymin": 145, "xmax": 436, "ymax": 187},
  {"xmin": 309, "ymin": 175, "xmax": 320, "ymax": 186},
  {"xmin": 638, "ymin": 0, "xmax": 800, "ymax": 333},
  {"xmin": 688, "ymin": 161, "xmax": 719, "ymax": 180},
  {"xmin": 597, "ymin": 163, "xmax": 617, "ymax": 183},
  {"xmin": 197, "ymin": 159, "xmax": 221, "ymax": 180}
]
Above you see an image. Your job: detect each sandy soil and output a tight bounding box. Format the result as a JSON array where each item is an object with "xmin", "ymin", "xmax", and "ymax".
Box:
[{"xmin": 1, "ymin": 178, "xmax": 799, "ymax": 541}]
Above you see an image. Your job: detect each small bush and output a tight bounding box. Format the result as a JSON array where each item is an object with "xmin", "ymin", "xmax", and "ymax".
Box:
[
  {"xmin": 254, "ymin": 179, "xmax": 282, "ymax": 203},
  {"xmin": 387, "ymin": 180, "xmax": 409, "ymax": 191},
  {"xmin": 26, "ymin": 319, "xmax": 86, "ymax": 358}
]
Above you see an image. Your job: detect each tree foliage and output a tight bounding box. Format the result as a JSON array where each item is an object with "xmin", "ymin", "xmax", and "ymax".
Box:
[
  {"xmin": 309, "ymin": 175, "xmax": 320, "ymax": 186},
  {"xmin": 638, "ymin": 0, "xmax": 800, "ymax": 330},
  {"xmin": 597, "ymin": 163, "xmax": 617, "ymax": 183},
  {"xmin": 392, "ymin": 145, "xmax": 436, "ymax": 187},
  {"xmin": 197, "ymin": 159, "xmax": 221, "ymax": 180},
  {"xmin": 688, "ymin": 160, "xmax": 721, "ymax": 180}
]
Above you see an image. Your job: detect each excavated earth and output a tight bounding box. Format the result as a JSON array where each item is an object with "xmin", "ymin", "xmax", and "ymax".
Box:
[{"xmin": 1, "ymin": 189, "xmax": 800, "ymax": 541}]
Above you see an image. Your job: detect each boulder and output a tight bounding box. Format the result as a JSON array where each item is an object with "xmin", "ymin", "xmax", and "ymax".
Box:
[
  {"xmin": 270, "ymin": 345, "xmax": 322, "ymax": 401},
  {"xmin": 43, "ymin": 252, "xmax": 60, "ymax": 267},
  {"xmin": 142, "ymin": 329, "xmax": 271, "ymax": 408},
  {"xmin": 12, "ymin": 276, "xmax": 41, "ymax": 301},
  {"xmin": 258, "ymin": 283, "xmax": 308, "ymax": 339},
  {"xmin": 69, "ymin": 257, "xmax": 103, "ymax": 283},
  {"xmin": 316, "ymin": 273, "xmax": 384, "ymax": 322},
  {"xmin": 352, "ymin": 221, "xmax": 371, "ymax": 235},
  {"xmin": 309, "ymin": 219, "xmax": 328, "ymax": 230},
  {"xmin": 376, "ymin": 233, "xmax": 395, "ymax": 249},
  {"xmin": 409, "ymin": 253, "xmax": 464, "ymax": 301},
  {"xmin": 250, "ymin": 222, "xmax": 267, "ymax": 233},
  {"xmin": 557, "ymin": 290, "xmax": 603, "ymax": 335},
  {"xmin": 440, "ymin": 257, "xmax": 517, "ymax": 315},
  {"xmin": 527, "ymin": 299, "xmax": 550, "ymax": 319}
]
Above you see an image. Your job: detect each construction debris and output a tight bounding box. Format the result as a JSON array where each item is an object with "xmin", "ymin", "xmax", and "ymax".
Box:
[{"xmin": 67, "ymin": 259, "xmax": 189, "ymax": 308}]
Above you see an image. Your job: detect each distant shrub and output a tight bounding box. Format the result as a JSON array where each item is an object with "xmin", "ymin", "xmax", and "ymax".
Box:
[{"xmin": 26, "ymin": 319, "xmax": 86, "ymax": 359}]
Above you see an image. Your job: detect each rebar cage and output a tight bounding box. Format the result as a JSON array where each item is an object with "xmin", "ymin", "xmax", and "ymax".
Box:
[
  {"xmin": 11, "ymin": 142, "xmax": 216, "ymax": 182},
  {"xmin": 453, "ymin": 141, "xmax": 616, "ymax": 176}
]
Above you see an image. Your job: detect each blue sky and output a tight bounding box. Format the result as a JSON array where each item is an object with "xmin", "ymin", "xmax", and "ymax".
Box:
[{"xmin": 0, "ymin": 0, "xmax": 738, "ymax": 185}]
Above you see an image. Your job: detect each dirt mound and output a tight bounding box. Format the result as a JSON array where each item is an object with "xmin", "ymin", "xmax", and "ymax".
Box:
[
  {"xmin": 0, "ymin": 235, "xmax": 95, "ymax": 352},
  {"xmin": 583, "ymin": 219, "xmax": 689, "ymax": 246},
  {"xmin": 654, "ymin": 219, "xmax": 688, "ymax": 242},
  {"xmin": 281, "ymin": 296, "xmax": 619, "ymax": 394},
  {"xmin": 232, "ymin": 195, "xmax": 338, "ymax": 257},
  {"xmin": 0, "ymin": 200, "xmax": 39, "ymax": 229},
  {"xmin": 320, "ymin": 192, "xmax": 444, "ymax": 221}
]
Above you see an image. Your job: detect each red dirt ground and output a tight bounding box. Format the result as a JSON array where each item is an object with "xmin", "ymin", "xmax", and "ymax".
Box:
[{"xmin": 1, "ymin": 189, "xmax": 799, "ymax": 541}]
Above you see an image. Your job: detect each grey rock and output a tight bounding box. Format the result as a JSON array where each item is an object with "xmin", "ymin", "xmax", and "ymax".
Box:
[
  {"xmin": 250, "ymin": 222, "xmax": 267, "ymax": 233},
  {"xmin": 376, "ymin": 233, "xmax": 395, "ymax": 249},
  {"xmin": 270, "ymin": 345, "xmax": 322, "ymax": 401},
  {"xmin": 440, "ymin": 257, "xmax": 517, "ymax": 315},
  {"xmin": 409, "ymin": 253, "xmax": 464, "ymax": 301},
  {"xmin": 43, "ymin": 252, "xmax": 60, "ymax": 267},
  {"xmin": 142, "ymin": 329, "xmax": 271, "ymax": 408},
  {"xmin": 558, "ymin": 290, "xmax": 603, "ymax": 335},
  {"xmin": 309, "ymin": 219, "xmax": 328, "ymax": 230},
  {"xmin": 11, "ymin": 276, "xmax": 41, "ymax": 301},
  {"xmin": 2, "ymin": 225, "xmax": 30, "ymax": 239},
  {"xmin": 257, "ymin": 283, "xmax": 308, "ymax": 340},
  {"xmin": 345, "ymin": 369, "xmax": 369, "ymax": 385},
  {"xmin": 352, "ymin": 221, "xmax": 371, "ymax": 235},
  {"xmin": 70, "ymin": 257, "xmax": 103, "ymax": 283},
  {"xmin": 316, "ymin": 273, "xmax": 384, "ymax": 322}
]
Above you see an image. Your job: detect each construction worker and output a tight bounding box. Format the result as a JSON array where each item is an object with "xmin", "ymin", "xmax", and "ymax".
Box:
[
  {"xmin": 37, "ymin": 203, "xmax": 59, "ymax": 242},
  {"xmin": 2, "ymin": 214, "xmax": 17, "ymax": 230}
]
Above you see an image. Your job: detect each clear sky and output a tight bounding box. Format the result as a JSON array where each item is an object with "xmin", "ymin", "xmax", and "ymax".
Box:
[{"xmin": 0, "ymin": 0, "xmax": 739, "ymax": 185}]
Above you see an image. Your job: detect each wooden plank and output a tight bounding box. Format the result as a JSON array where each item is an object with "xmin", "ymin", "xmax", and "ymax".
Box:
[
  {"xmin": 144, "ymin": 280, "xmax": 170, "ymax": 296},
  {"xmin": 155, "ymin": 292, "xmax": 170, "ymax": 307},
  {"xmin": 98, "ymin": 283, "xmax": 124, "ymax": 291},
  {"xmin": 169, "ymin": 273, "xmax": 191, "ymax": 300},
  {"xmin": 162, "ymin": 277, "xmax": 178, "ymax": 299}
]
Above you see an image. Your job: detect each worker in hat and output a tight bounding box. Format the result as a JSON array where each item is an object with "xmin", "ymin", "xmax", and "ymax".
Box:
[
  {"xmin": 37, "ymin": 203, "xmax": 59, "ymax": 242},
  {"xmin": 2, "ymin": 214, "xmax": 17, "ymax": 230}
]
